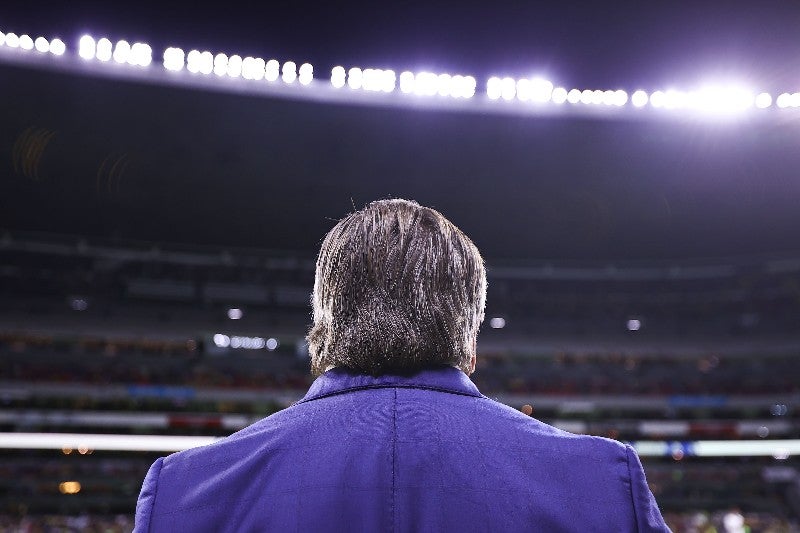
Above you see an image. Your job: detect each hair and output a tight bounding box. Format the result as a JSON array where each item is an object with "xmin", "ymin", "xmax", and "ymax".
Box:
[{"xmin": 306, "ymin": 199, "xmax": 487, "ymax": 376}]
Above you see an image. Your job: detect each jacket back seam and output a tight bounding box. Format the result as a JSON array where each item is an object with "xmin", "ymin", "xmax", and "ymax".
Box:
[{"xmin": 391, "ymin": 388, "xmax": 397, "ymax": 533}]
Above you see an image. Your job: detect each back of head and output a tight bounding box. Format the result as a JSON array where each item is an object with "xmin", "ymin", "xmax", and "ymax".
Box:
[{"xmin": 307, "ymin": 199, "xmax": 486, "ymax": 376}]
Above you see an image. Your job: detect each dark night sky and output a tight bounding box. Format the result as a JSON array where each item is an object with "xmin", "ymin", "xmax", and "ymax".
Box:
[
  {"xmin": 1, "ymin": 1, "xmax": 800, "ymax": 263},
  {"xmin": 6, "ymin": 0, "xmax": 800, "ymax": 90}
]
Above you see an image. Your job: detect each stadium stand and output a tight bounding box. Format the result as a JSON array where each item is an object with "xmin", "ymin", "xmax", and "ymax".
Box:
[{"xmin": 1, "ymin": 232, "xmax": 799, "ymax": 530}]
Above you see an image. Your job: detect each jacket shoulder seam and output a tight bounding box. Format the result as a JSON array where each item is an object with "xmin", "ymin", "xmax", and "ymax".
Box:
[
  {"xmin": 624, "ymin": 445, "xmax": 640, "ymax": 533},
  {"xmin": 146, "ymin": 457, "xmax": 164, "ymax": 533}
]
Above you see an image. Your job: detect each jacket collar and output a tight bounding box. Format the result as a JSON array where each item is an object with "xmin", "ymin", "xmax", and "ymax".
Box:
[{"xmin": 299, "ymin": 365, "xmax": 483, "ymax": 404}]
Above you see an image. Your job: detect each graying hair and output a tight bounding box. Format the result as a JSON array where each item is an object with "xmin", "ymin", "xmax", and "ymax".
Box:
[{"xmin": 307, "ymin": 199, "xmax": 487, "ymax": 376}]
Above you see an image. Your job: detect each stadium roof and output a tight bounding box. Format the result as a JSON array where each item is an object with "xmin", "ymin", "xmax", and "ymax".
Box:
[{"xmin": 1, "ymin": 1, "xmax": 799, "ymax": 262}]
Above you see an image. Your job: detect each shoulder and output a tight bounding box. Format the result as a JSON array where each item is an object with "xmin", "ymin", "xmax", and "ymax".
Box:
[
  {"xmin": 161, "ymin": 401, "xmax": 312, "ymax": 471},
  {"xmin": 144, "ymin": 402, "xmax": 318, "ymax": 517},
  {"xmin": 474, "ymin": 395, "xmax": 630, "ymax": 462}
]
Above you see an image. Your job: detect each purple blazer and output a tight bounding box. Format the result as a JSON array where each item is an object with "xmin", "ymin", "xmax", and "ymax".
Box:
[{"xmin": 135, "ymin": 366, "xmax": 670, "ymax": 532}]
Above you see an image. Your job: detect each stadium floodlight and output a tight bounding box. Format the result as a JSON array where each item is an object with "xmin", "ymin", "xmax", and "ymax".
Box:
[
  {"xmin": 228, "ymin": 335, "xmax": 266, "ymax": 350},
  {"xmin": 112, "ymin": 40, "xmax": 130, "ymax": 64},
  {"xmin": 298, "ymin": 63, "xmax": 313, "ymax": 85},
  {"xmin": 361, "ymin": 68, "xmax": 376, "ymax": 90},
  {"xmin": 451, "ymin": 74, "xmax": 466, "ymax": 97},
  {"xmin": 80, "ymin": 37, "xmax": 150, "ymax": 67},
  {"xmin": 281, "ymin": 61, "xmax": 297, "ymax": 83},
  {"xmin": 163, "ymin": 47, "xmax": 185, "ymax": 71},
  {"xmin": 266, "ymin": 337, "xmax": 279, "ymax": 350},
  {"xmin": 186, "ymin": 49, "xmax": 201, "ymax": 73},
  {"xmin": 486, "ymin": 77, "xmax": 502, "ymax": 100},
  {"xmin": 459, "ymin": 75, "xmax": 476, "ymax": 98},
  {"xmin": 551, "ymin": 87, "xmax": 568, "ymax": 104},
  {"xmin": 516, "ymin": 78, "xmax": 532, "ymax": 101},
  {"xmin": 489, "ymin": 317, "xmax": 506, "ymax": 329},
  {"xmin": 330, "ymin": 66, "xmax": 346, "ymax": 88},
  {"xmin": 649, "ymin": 90, "xmax": 665, "ymax": 108},
  {"xmin": 34, "ymin": 36, "xmax": 49, "ymax": 53},
  {"xmin": 347, "ymin": 67, "xmax": 363, "ymax": 89},
  {"xmin": 361, "ymin": 68, "xmax": 379, "ymax": 91},
  {"xmin": 363, "ymin": 68, "xmax": 395, "ymax": 92},
  {"xmin": 382, "ymin": 69, "xmax": 396, "ymax": 93},
  {"xmin": 0, "ymin": 31, "xmax": 4, "ymax": 47},
  {"xmin": 500, "ymin": 77, "xmax": 516, "ymax": 101},
  {"xmin": 687, "ymin": 86, "xmax": 754, "ymax": 114},
  {"xmin": 754, "ymin": 92, "xmax": 772, "ymax": 109},
  {"xmin": 530, "ymin": 78, "xmax": 553, "ymax": 102},
  {"xmin": 199, "ymin": 51, "xmax": 213, "ymax": 75},
  {"xmin": 790, "ymin": 92, "xmax": 800, "ymax": 108},
  {"xmin": 776, "ymin": 93, "xmax": 791, "ymax": 108},
  {"xmin": 444, "ymin": 73, "xmax": 465, "ymax": 97},
  {"xmin": 129, "ymin": 42, "xmax": 152, "ymax": 67},
  {"xmin": 516, "ymin": 78, "xmax": 553, "ymax": 102},
  {"xmin": 663, "ymin": 89, "xmax": 687, "ymax": 109},
  {"xmin": 4, "ymin": 32, "xmax": 19, "ymax": 48},
  {"xmin": 49, "ymin": 38, "xmax": 65, "ymax": 56},
  {"xmin": 19, "ymin": 34, "xmax": 34, "ymax": 50},
  {"xmin": 414, "ymin": 72, "xmax": 438, "ymax": 96},
  {"xmin": 213, "ymin": 334, "xmax": 231, "ymax": 348},
  {"xmin": 96, "ymin": 38, "xmax": 112, "ymax": 61},
  {"xmin": 331, "ymin": 66, "xmax": 346, "ymax": 88},
  {"xmin": 437, "ymin": 73, "xmax": 452, "ymax": 96},
  {"xmin": 253, "ymin": 57, "xmax": 267, "ymax": 80},
  {"xmin": 399, "ymin": 71, "xmax": 414, "ymax": 93},
  {"xmin": 70, "ymin": 298, "xmax": 88, "ymax": 311},
  {"xmin": 241, "ymin": 56, "xmax": 256, "ymax": 79},
  {"xmin": 78, "ymin": 35, "xmax": 95, "ymax": 59},
  {"xmin": 242, "ymin": 56, "xmax": 266, "ymax": 80},
  {"xmin": 464, "ymin": 76, "xmax": 477, "ymax": 98},
  {"xmin": 418, "ymin": 72, "xmax": 438, "ymax": 96},
  {"xmin": 600, "ymin": 89, "xmax": 628, "ymax": 107},
  {"xmin": 579, "ymin": 89, "xmax": 593, "ymax": 105},
  {"xmin": 566, "ymin": 88, "xmax": 581, "ymax": 104},
  {"xmin": 213, "ymin": 53, "xmax": 228, "ymax": 76},
  {"xmin": 631, "ymin": 90, "xmax": 648, "ymax": 107},
  {"xmin": 361, "ymin": 68, "xmax": 383, "ymax": 92},
  {"xmin": 590, "ymin": 89, "xmax": 604, "ymax": 105},
  {"xmin": 226, "ymin": 54, "xmax": 242, "ymax": 77},
  {"xmin": 450, "ymin": 74, "xmax": 466, "ymax": 97},
  {"xmin": 264, "ymin": 59, "xmax": 279, "ymax": 81},
  {"xmin": 337, "ymin": 66, "xmax": 404, "ymax": 93}
]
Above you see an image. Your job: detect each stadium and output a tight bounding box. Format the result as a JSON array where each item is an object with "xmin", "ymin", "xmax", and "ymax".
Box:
[{"xmin": 1, "ymin": 2, "xmax": 799, "ymax": 531}]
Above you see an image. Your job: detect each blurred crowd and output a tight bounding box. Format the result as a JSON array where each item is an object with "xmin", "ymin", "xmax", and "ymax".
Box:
[
  {"xmin": 0, "ymin": 512, "xmax": 798, "ymax": 532},
  {"xmin": 3, "ymin": 332, "xmax": 799, "ymax": 396}
]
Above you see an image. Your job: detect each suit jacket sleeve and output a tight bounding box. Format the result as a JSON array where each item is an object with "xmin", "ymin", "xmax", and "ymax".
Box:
[
  {"xmin": 625, "ymin": 445, "xmax": 671, "ymax": 532},
  {"xmin": 134, "ymin": 457, "xmax": 164, "ymax": 533}
]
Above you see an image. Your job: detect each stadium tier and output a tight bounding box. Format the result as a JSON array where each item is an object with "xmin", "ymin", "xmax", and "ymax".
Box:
[{"xmin": 1, "ymin": 232, "xmax": 799, "ymax": 528}]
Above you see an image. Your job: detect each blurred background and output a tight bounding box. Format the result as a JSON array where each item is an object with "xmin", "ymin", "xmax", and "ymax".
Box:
[{"xmin": 1, "ymin": 2, "xmax": 800, "ymax": 531}]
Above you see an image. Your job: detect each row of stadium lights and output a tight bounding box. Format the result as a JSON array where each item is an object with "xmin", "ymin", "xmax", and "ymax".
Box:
[
  {"xmin": 4, "ymin": 30, "xmax": 800, "ymax": 112},
  {"xmin": 78, "ymin": 35, "xmax": 152, "ymax": 66},
  {"xmin": 166, "ymin": 47, "xmax": 314, "ymax": 84},
  {"xmin": 0, "ymin": 31, "xmax": 65, "ymax": 55}
]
